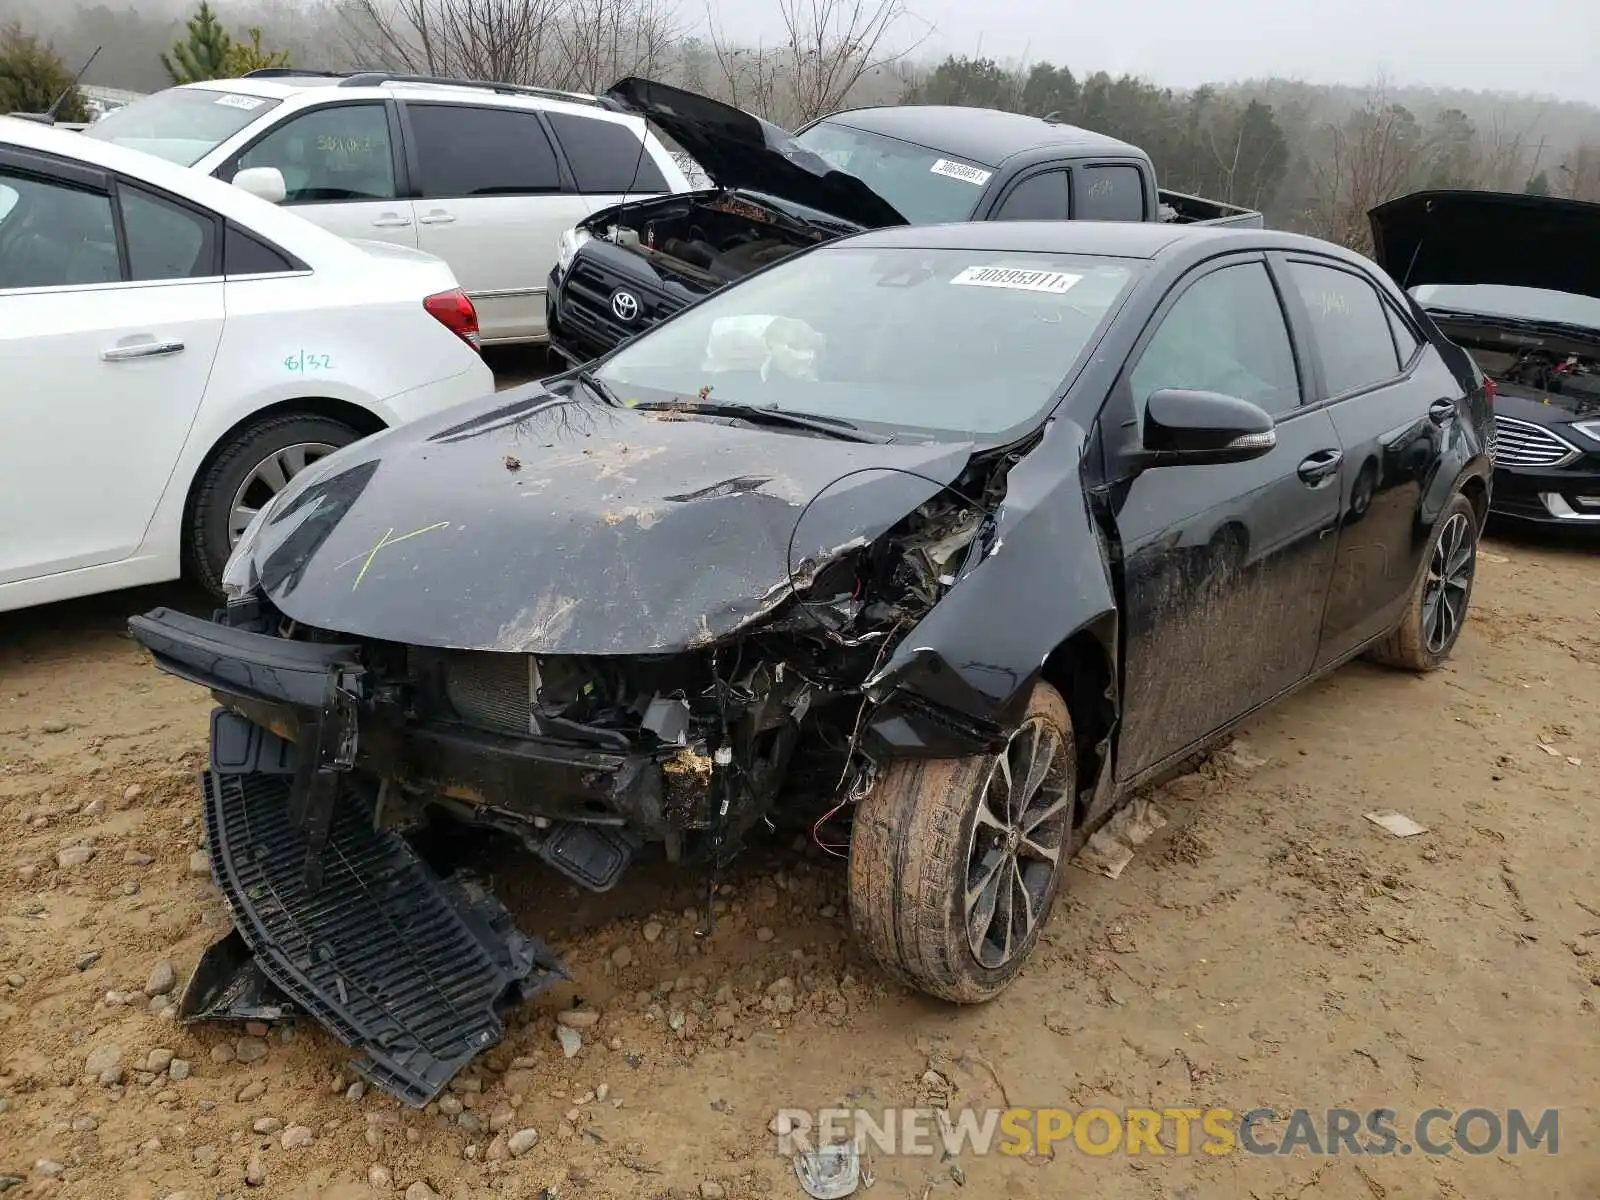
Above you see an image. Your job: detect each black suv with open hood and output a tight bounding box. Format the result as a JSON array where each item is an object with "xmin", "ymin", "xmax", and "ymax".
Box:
[
  {"xmin": 1372, "ymin": 190, "xmax": 1600, "ymax": 526},
  {"xmin": 546, "ymin": 78, "xmax": 1262, "ymax": 365}
]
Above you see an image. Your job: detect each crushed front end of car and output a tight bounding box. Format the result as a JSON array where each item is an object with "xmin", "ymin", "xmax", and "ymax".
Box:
[{"xmin": 129, "ymin": 385, "xmax": 1023, "ymax": 1105}]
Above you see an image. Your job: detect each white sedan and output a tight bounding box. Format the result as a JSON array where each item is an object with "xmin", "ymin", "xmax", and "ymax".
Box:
[{"xmin": 0, "ymin": 115, "xmax": 495, "ymax": 612}]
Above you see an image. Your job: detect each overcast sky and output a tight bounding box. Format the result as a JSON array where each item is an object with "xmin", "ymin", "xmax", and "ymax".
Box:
[{"xmin": 717, "ymin": 0, "xmax": 1599, "ymax": 106}]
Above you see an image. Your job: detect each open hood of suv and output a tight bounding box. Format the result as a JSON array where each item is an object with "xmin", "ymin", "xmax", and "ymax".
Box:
[
  {"xmin": 604, "ymin": 76, "xmax": 907, "ymax": 230},
  {"xmin": 1370, "ymin": 190, "xmax": 1600, "ymax": 301}
]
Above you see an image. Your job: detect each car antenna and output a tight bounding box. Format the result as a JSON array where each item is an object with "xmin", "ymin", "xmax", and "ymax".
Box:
[
  {"xmin": 615, "ymin": 107, "xmax": 651, "ymax": 234},
  {"xmin": 12, "ymin": 45, "xmax": 101, "ymax": 125}
]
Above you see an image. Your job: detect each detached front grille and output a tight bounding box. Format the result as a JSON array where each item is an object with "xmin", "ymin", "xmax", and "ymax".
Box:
[{"xmin": 1490, "ymin": 416, "xmax": 1582, "ymax": 468}]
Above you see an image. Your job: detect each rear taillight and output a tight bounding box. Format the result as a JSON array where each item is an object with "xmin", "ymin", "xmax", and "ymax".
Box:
[{"xmin": 424, "ymin": 288, "xmax": 481, "ymax": 351}]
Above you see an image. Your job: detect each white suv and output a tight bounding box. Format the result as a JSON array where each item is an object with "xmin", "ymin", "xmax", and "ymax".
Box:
[{"xmin": 83, "ymin": 70, "xmax": 693, "ymax": 345}]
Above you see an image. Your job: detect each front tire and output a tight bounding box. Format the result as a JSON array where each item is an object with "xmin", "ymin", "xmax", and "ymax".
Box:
[
  {"xmin": 1366, "ymin": 492, "xmax": 1479, "ymax": 672},
  {"xmin": 186, "ymin": 413, "xmax": 361, "ymax": 597},
  {"xmin": 848, "ymin": 682, "xmax": 1077, "ymax": 1003}
]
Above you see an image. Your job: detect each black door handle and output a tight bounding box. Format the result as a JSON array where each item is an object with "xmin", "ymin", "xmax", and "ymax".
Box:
[
  {"xmin": 1428, "ymin": 397, "xmax": 1456, "ymax": 424},
  {"xmin": 1297, "ymin": 448, "xmax": 1343, "ymax": 485}
]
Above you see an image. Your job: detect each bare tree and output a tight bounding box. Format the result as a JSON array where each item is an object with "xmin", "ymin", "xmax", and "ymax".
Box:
[
  {"xmin": 777, "ymin": 0, "xmax": 923, "ymax": 123},
  {"xmin": 1306, "ymin": 82, "xmax": 1434, "ymax": 252},
  {"xmin": 337, "ymin": 0, "xmax": 567, "ymax": 83},
  {"xmin": 704, "ymin": 0, "xmax": 924, "ymax": 126},
  {"xmin": 548, "ymin": 0, "xmax": 682, "ymax": 93}
]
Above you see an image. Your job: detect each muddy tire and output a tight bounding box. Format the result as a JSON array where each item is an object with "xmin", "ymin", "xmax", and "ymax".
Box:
[
  {"xmin": 848, "ymin": 682, "xmax": 1076, "ymax": 1003},
  {"xmin": 186, "ymin": 413, "xmax": 362, "ymax": 598},
  {"xmin": 1366, "ymin": 492, "xmax": 1479, "ymax": 672}
]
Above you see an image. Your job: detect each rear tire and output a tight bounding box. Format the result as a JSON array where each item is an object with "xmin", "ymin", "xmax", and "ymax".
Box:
[
  {"xmin": 1366, "ymin": 492, "xmax": 1479, "ymax": 672},
  {"xmin": 848, "ymin": 682, "xmax": 1076, "ymax": 1003},
  {"xmin": 186, "ymin": 413, "xmax": 362, "ymax": 598}
]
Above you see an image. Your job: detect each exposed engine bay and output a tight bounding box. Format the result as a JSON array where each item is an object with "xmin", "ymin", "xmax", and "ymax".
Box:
[{"xmin": 597, "ymin": 194, "xmax": 832, "ymax": 288}]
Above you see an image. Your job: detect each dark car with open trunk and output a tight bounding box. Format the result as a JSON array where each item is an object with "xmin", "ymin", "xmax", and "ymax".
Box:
[
  {"xmin": 131, "ymin": 218, "xmax": 1489, "ymax": 1107},
  {"xmin": 545, "ymin": 78, "xmax": 1262, "ymax": 366}
]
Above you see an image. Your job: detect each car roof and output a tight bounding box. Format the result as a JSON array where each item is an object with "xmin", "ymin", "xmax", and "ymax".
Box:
[
  {"xmin": 0, "ymin": 115, "xmax": 360, "ymax": 264},
  {"xmin": 176, "ymin": 75, "xmax": 617, "ymax": 123},
  {"xmin": 839, "ymin": 219, "xmax": 1373, "ymax": 263},
  {"xmin": 816, "ymin": 105, "xmax": 1145, "ymax": 168}
]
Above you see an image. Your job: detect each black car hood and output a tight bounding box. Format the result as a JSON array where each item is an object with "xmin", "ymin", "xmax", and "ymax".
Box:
[
  {"xmin": 1370, "ymin": 190, "xmax": 1600, "ymax": 300},
  {"xmin": 604, "ymin": 76, "xmax": 907, "ymax": 230},
  {"xmin": 248, "ymin": 387, "xmax": 974, "ymax": 656}
]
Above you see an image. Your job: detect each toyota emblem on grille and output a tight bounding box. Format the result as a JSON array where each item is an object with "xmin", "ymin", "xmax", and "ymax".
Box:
[{"xmin": 610, "ymin": 290, "xmax": 640, "ymax": 321}]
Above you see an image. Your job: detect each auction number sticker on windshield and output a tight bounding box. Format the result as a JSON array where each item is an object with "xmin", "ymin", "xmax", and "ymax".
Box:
[
  {"xmin": 950, "ymin": 265, "xmax": 1082, "ymax": 293},
  {"xmin": 215, "ymin": 93, "xmax": 267, "ymax": 110},
  {"xmin": 930, "ymin": 158, "xmax": 993, "ymax": 186}
]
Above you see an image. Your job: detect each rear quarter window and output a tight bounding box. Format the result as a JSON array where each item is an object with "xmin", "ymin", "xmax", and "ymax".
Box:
[
  {"xmin": 1074, "ymin": 165, "xmax": 1145, "ymax": 221},
  {"xmin": 545, "ymin": 112, "xmax": 668, "ymax": 193}
]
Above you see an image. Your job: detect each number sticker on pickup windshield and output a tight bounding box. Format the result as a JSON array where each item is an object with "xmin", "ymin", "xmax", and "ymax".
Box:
[
  {"xmin": 930, "ymin": 158, "xmax": 993, "ymax": 186},
  {"xmin": 950, "ymin": 265, "xmax": 1082, "ymax": 294},
  {"xmin": 214, "ymin": 94, "xmax": 266, "ymax": 110}
]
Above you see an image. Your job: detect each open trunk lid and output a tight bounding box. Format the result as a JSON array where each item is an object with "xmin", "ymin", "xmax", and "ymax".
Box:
[
  {"xmin": 1370, "ymin": 190, "xmax": 1600, "ymax": 300},
  {"xmin": 602, "ymin": 76, "xmax": 907, "ymax": 230}
]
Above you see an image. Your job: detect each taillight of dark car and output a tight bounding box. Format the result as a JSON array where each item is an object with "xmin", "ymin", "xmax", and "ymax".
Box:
[{"xmin": 424, "ymin": 289, "xmax": 482, "ymax": 352}]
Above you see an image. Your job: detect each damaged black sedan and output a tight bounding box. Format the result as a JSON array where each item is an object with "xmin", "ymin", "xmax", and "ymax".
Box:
[{"xmin": 131, "ymin": 219, "xmax": 1491, "ymax": 1105}]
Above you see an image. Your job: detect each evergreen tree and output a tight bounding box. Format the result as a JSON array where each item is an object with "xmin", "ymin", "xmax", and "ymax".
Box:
[
  {"xmin": 161, "ymin": 1, "xmax": 235, "ymax": 84},
  {"xmin": 225, "ymin": 28, "xmax": 290, "ymax": 76},
  {"xmin": 0, "ymin": 24, "xmax": 90, "ymax": 121}
]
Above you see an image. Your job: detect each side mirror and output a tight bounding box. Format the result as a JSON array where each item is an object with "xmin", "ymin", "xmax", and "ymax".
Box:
[
  {"xmin": 232, "ymin": 166, "xmax": 287, "ymax": 205},
  {"xmin": 1140, "ymin": 388, "xmax": 1277, "ymax": 467}
]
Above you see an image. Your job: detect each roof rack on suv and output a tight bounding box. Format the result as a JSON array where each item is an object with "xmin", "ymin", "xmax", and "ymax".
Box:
[
  {"xmin": 240, "ymin": 68, "xmax": 351, "ymax": 79},
  {"xmin": 332, "ymin": 70, "xmax": 606, "ymax": 107}
]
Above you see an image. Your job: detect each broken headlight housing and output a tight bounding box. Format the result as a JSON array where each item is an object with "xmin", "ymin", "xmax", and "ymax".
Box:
[{"xmin": 221, "ymin": 494, "xmax": 281, "ymax": 600}]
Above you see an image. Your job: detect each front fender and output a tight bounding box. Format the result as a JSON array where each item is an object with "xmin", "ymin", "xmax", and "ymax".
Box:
[{"xmin": 860, "ymin": 418, "xmax": 1118, "ymax": 757}]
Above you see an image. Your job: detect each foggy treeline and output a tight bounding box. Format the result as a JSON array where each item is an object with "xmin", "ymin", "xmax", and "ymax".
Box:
[{"xmin": 12, "ymin": 0, "xmax": 1600, "ymax": 249}]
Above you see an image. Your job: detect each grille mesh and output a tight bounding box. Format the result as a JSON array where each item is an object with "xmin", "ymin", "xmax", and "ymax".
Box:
[{"xmin": 1491, "ymin": 417, "xmax": 1581, "ymax": 468}]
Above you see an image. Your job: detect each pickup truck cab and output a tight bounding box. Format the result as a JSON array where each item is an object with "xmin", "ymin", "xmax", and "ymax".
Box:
[{"xmin": 546, "ymin": 78, "xmax": 1262, "ymax": 365}]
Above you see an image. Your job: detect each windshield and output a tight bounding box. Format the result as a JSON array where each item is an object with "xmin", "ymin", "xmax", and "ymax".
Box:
[
  {"xmin": 84, "ymin": 87, "xmax": 281, "ymax": 166},
  {"xmin": 1412, "ymin": 283, "xmax": 1600, "ymax": 334},
  {"xmin": 793, "ymin": 121, "xmax": 992, "ymax": 225},
  {"xmin": 597, "ymin": 245, "xmax": 1140, "ymax": 438}
]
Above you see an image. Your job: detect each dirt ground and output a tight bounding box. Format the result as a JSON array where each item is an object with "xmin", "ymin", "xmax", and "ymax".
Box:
[{"xmin": 2, "ymin": 526, "xmax": 1597, "ymax": 1200}]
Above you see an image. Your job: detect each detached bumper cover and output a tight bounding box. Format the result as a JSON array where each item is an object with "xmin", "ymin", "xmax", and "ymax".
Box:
[{"xmin": 129, "ymin": 608, "xmax": 565, "ymax": 1107}]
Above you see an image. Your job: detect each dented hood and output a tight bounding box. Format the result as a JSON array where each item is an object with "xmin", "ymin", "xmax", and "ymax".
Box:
[
  {"xmin": 604, "ymin": 76, "xmax": 907, "ymax": 230},
  {"xmin": 248, "ymin": 387, "xmax": 973, "ymax": 655},
  {"xmin": 1369, "ymin": 190, "xmax": 1600, "ymax": 300}
]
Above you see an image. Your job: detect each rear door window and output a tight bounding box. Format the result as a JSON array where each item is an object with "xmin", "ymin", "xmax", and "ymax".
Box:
[
  {"xmin": 1286, "ymin": 261, "xmax": 1403, "ymax": 396},
  {"xmin": 1074, "ymin": 165, "xmax": 1145, "ymax": 221},
  {"xmin": 993, "ymin": 171, "xmax": 1069, "ymax": 221},
  {"xmin": 0, "ymin": 170, "xmax": 120, "ymax": 290},
  {"xmin": 233, "ymin": 103, "xmax": 397, "ymax": 203},
  {"xmin": 406, "ymin": 104, "xmax": 562, "ymax": 197},
  {"xmin": 545, "ymin": 112, "xmax": 667, "ymax": 193}
]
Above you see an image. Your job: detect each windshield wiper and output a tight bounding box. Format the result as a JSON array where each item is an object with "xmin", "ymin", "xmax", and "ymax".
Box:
[
  {"xmin": 571, "ymin": 368, "xmax": 625, "ymax": 407},
  {"xmin": 630, "ymin": 399, "xmax": 890, "ymax": 443}
]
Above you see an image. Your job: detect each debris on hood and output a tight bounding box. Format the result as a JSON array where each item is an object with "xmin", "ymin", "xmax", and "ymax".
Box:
[{"xmin": 1369, "ymin": 190, "xmax": 1600, "ymax": 300}]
